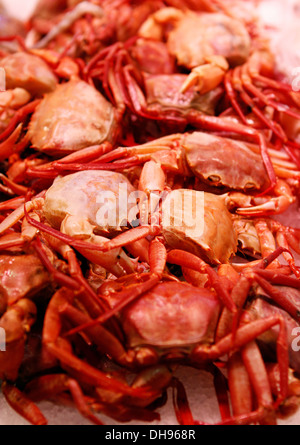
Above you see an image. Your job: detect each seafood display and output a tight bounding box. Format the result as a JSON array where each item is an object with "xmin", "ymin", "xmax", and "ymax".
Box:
[{"xmin": 0, "ymin": 0, "xmax": 300, "ymax": 426}]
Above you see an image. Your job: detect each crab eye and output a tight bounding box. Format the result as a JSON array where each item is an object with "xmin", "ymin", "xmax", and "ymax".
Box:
[
  {"xmin": 244, "ymin": 182, "xmax": 256, "ymax": 191},
  {"xmin": 207, "ymin": 175, "xmax": 221, "ymax": 184}
]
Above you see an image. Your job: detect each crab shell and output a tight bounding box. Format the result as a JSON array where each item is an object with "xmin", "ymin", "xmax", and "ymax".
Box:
[
  {"xmin": 109, "ymin": 281, "xmax": 221, "ymax": 358},
  {"xmin": 0, "ymin": 250, "xmax": 50, "ymax": 308},
  {"xmin": 144, "ymin": 73, "xmax": 223, "ymax": 116},
  {"xmin": 167, "ymin": 11, "xmax": 251, "ymax": 69},
  {"xmin": 28, "ymin": 78, "xmax": 118, "ymax": 156},
  {"xmin": 161, "ymin": 189, "xmax": 237, "ymax": 264},
  {"xmin": 43, "ymin": 170, "xmax": 137, "ymax": 234},
  {"xmin": 181, "ymin": 132, "xmax": 270, "ymax": 192},
  {"xmin": 0, "ymin": 52, "xmax": 58, "ymax": 96}
]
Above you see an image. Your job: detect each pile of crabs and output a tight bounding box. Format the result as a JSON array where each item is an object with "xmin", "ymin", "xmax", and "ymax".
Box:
[{"xmin": 0, "ymin": 0, "xmax": 300, "ymax": 426}]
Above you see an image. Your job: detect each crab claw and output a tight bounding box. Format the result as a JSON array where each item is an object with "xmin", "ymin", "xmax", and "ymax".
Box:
[
  {"xmin": 179, "ymin": 55, "xmax": 229, "ymax": 95},
  {"xmin": 228, "ymin": 180, "xmax": 296, "ymax": 217}
]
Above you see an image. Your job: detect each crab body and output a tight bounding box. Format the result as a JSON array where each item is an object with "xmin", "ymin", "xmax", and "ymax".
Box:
[{"xmin": 28, "ymin": 78, "xmax": 119, "ymax": 156}]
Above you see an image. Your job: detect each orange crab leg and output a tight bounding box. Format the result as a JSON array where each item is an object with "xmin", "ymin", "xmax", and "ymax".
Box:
[
  {"xmin": 253, "ymin": 246, "xmax": 290, "ymax": 270},
  {"xmin": 241, "ymin": 68, "xmax": 300, "ymax": 121},
  {"xmin": 213, "ymin": 365, "xmax": 232, "ymax": 421},
  {"xmin": 166, "ymin": 249, "xmax": 237, "ymax": 315},
  {"xmin": 0, "ymin": 124, "xmax": 23, "ymax": 162},
  {"xmin": 24, "ymin": 207, "xmax": 141, "ymax": 253},
  {"xmin": 59, "ymin": 302, "xmax": 130, "ymax": 366},
  {"xmin": 52, "ymin": 142, "xmax": 113, "ymax": 164},
  {"xmin": 63, "ymin": 238, "xmax": 168, "ymax": 337},
  {"xmin": 241, "ymin": 340, "xmax": 277, "ymax": 425},
  {"xmin": 50, "ymin": 157, "xmax": 144, "ymax": 173},
  {"xmin": 227, "ymin": 351, "xmax": 253, "ymax": 419},
  {"xmin": 224, "ymin": 71, "xmax": 248, "ymax": 125},
  {"xmin": 254, "ymin": 268, "xmax": 300, "ymax": 288},
  {"xmin": 25, "ymin": 373, "xmax": 104, "ymax": 425},
  {"xmin": 217, "ymin": 246, "xmax": 290, "ymax": 341},
  {"xmin": 0, "ymin": 195, "xmax": 25, "ymax": 211},
  {"xmin": 2, "ymin": 382, "xmax": 47, "ymax": 426},
  {"xmin": 64, "ymin": 274, "xmax": 160, "ymax": 337},
  {"xmin": 0, "ymin": 100, "xmax": 41, "ymax": 142},
  {"xmin": 215, "ymin": 274, "xmax": 251, "ymax": 341},
  {"xmin": 252, "ymin": 273, "xmax": 300, "ymax": 322},
  {"xmin": 0, "ymin": 234, "xmax": 26, "ymax": 250},
  {"xmin": 237, "ymin": 85, "xmax": 286, "ymax": 141},
  {"xmin": 192, "ymin": 314, "xmax": 289, "ymax": 409},
  {"xmin": 47, "ymin": 340, "xmax": 156, "ymax": 401},
  {"xmin": 43, "ymin": 287, "xmax": 145, "ymax": 399},
  {"xmin": 0, "ymin": 173, "xmax": 29, "ymax": 196},
  {"xmin": 32, "ymin": 237, "xmax": 81, "ymax": 291},
  {"xmin": 171, "ymin": 377, "xmax": 197, "ymax": 425},
  {"xmin": 148, "ymin": 237, "xmax": 167, "ymax": 277}
]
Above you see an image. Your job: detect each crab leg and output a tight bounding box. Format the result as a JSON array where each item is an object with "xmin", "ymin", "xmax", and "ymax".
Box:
[
  {"xmin": 227, "ymin": 351, "xmax": 253, "ymax": 419},
  {"xmin": 26, "ymin": 374, "xmax": 104, "ymax": 425},
  {"xmin": 215, "ymin": 274, "xmax": 251, "ymax": 341},
  {"xmin": 235, "ymin": 179, "xmax": 295, "ymax": 216},
  {"xmin": 192, "ymin": 314, "xmax": 288, "ymax": 406},
  {"xmin": 2, "ymin": 382, "xmax": 47, "ymax": 426},
  {"xmin": 254, "ymin": 268, "xmax": 300, "ymax": 288},
  {"xmin": 0, "ymin": 100, "xmax": 40, "ymax": 142},
  {"xmin": 63, "ymin": 239, "xmax": 168, "ymax": 337},
  {"xmin": 32, "ymin": 2, "xmax": 104, "ymax": 49},
  {"xmin": 60, "ymin": 303, "xmax": 130, "ymax": 366},
  {"xmin": 166, "ymin": 249, "xmax": 237, "ymax": 314},
  {"xmin": 0, "ymin": 196, "xmax": 25, "ymax": 211},
  {"xmin": 0, "ymin": 298, "xmax": 37, "ymax": 381},
  {"xmin": 0, "ymin": 173, "xmax": 29, "ymax": 196},
  {"xmin": 64, "ymin": 274, "xmax": 160, "ymax": 338},
  {"xmin": 274, "ymin": 226, "xmax": 300, "ymax": 278},
  {"xmin": 254, "ymin": 219, "xmax": 279, "ymax": 265},
  {"xmin": 213, "ymin": 365, "xmax": 232, "ymax": 421},
  {"xmin": 0, "ymin": 124, "xmax": 23, "ymax": 162},
  {"xmin": 43, "ymin": 287, "xmax": 158, "ymax": 402},
  {"xmin": 241, "ymin": 341, "xmax": 277, "ymax": 425},
  {"xmin": 217, "ymin": 245, "xmax": 299, "ymax": 340},
  {"xmin": 24, "ymin": 373, "xmax": 160, "ymax": 424},
  {"xmin": 47, "ymin": 340, "xmax": 156, "ymax": 401},
  {"xmin": 217, "ymin": 341, "xmax": 277, "ymax": 425},
  {"xmin": 21, "ymin": 205, "xmax": 138, "ymax": 277},
  {"xmin": 179, "ymin": 56, "xmax": 229, "ymax": 95},
  {"xmin": 52, "ymin": 142, "xmax": 113, "ymax": 165},
  {"xmin": 241, "ymin": 60, "xmax": 300, "ymax": 120},
  {"xmin": 171, "ymin": 377, "xmax": 197, "ymax": 425},
  {"xmin": 251, "ymin": 273, "xmax": 300, "ymax": 322},
  {"xmin": 32, "ymin": 237, "xmax": 82, "ymax": 291}
]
